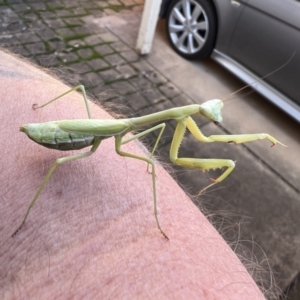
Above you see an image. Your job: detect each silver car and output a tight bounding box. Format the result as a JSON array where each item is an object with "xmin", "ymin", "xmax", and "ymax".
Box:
[{"xmin": 160, "ymin": 0, "xmax": 300, "ymax": 123}]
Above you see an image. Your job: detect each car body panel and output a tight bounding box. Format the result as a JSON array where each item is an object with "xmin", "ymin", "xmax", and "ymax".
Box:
[
  {"xmin": 228, "ymin": 0, "xmax": 300, "ymax": 105},
  {"xmin": 160, "ymin": 0, "xmax": 300, "ymax": 122},
  {"xmin": 211, "ymin": 0, "xmax": 249, "ymax": 54}
]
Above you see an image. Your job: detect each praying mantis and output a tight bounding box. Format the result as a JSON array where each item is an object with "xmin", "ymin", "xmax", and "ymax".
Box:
[{"xmin": 12, "ymin": 85, "xmax": 287, "ymax": 239}]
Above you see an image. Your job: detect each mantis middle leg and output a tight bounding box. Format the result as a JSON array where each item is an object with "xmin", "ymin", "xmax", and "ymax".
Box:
[{"xmin": 115, "ymin": 123, "xmax": 168, "ymax": 239}]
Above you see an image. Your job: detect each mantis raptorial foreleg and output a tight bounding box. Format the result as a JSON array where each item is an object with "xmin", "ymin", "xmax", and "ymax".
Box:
[
  {"xmin": 115, "ymin": 125, "xmax": 168, "ymax": 239},
  {"xmin": 13, "ymin": 84, "xmax": 286, "ymax": 238},
  {"xmin": 170, "ymin": 117, "xmax": 287, "ymax": 194}
]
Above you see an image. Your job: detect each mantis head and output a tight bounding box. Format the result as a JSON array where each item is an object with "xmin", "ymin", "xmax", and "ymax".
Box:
[{"xmin": 200, "ymin": 99, "xmax": 223, "ymax": 123}]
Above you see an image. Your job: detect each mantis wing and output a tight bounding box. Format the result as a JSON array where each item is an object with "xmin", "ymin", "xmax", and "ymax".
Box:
[{"xmin": 58, "ymin": 119, "xmax": 131, "ymax": 137}]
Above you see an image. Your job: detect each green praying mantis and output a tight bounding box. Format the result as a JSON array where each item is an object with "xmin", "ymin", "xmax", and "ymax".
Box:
[{"xmin": 12, "ymin": 85, "xmax": 287, "ymax": 239}]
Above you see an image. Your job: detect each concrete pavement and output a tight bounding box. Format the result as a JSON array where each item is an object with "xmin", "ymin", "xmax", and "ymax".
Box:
[{"xmin": 0, "ymin": 1, "xmax": 299, "ymax": 299}]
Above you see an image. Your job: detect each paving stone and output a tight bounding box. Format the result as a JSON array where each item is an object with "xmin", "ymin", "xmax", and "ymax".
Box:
[
  {"xmin": 102, "ymin": 9, "xmax": 116, "ymax": 16},
  {"xmin": 81, "ymin": 2, "xmax": 100, "ymax": 9},
  {"xmin": 153, "ymin": 98, "xmax": 176, "ymax": 111},
  {"xmin": 131, "ymin": 60, "xmax": 167, "ymax": 84},
  {"xmin": 90, "ymin": 10, "xmax": 104, "ymax": 18},
  {"xmin": 120, "ymin": 49, "xmax": 139, "ymax": 62},
  {"xmin": 103, "ymin": 90, "xmax": 121, "ymax": 102},
  {"xmin": 94, "ymin": 44, "xmax": 114, "ymax": 56},
  {"xmin": 36, "ymin": 54, "xmax": 60, "ymax": 67},
  {"xmin": 126, "ymin": 91, "xmax": 150, "ymax": 111},
  {"xmin": 92, "ymin": 1, "xmax": 108, "ymax": 8},
  {"xmin": 110, "ymin": 41, "xmax": 131, "ymax": 52},
  {"xmin": 128, "ymin": 76, "xmax": 152, "ymax": 90},
  {"xmin": 104, "ymin": 96, "xmax": 133, "ymax": 116},
  {"xmin": 0, "ymin": 7, "xmax": 15, "ymax": 15},
  {"xmin": 56, "ymin": 28, "xmax": 75, "ymax": 38},
  {"xmin": 159, "ymin": 82, "xmax": 181, "ymax": 99},
  {"xmin": 5, "ymin": 21, "xmax": 27, "ymax": 33},
  {"xmin": 141, "ymin": 88, "xmax": 165, "ymax": 103},
  {"xmin": 25, "ymin": 41, "xmax": 46, "ymax": 55},
  {"xmin": 68, "ymin": 61, "xmax": 92, "ymax": 74},
  {"xmin": 79, "ymin": 72, "xmax": 104, "ymax": 88},
  {"xmin": 27, "ymin": 3, "xmax": 46, "ymax": 11},
  {"xmin": 142, "ymin": 69, "xmax": 168, "ymax": 84},
  {"xmin": 45, "ymin": 19, "xmax": 65, "ymax": 29},
  {"xmin": 108, "ymin": 0, "xmax": 122, "ymax": 5},
  {"xmin": 104, "ymin": 53, "xmax": 126, "ymax": 66},
  {"xmin": 55, "ymin": 9, "xmax": 74, "ymax": 17},
  {"xmin": 9, "ymin": 3, "xmax": 31, "ymax": 12},
  {"xmin": 171, "ymin": 93, "xmax": 194, "ymax": 106},
  {"xmin": 116, "ymin": 64, "xmax": 137, "ymax": 79},
  {"xmin": 46, "ymin": 1, "xmax": 66, "ymax": 9},
  {"xmin": 98, "ymin": 68, "xmax": 121, "ymax": 82},
  {"xmin": 87, "ymin": 58, "xmax": 109, "ymax": 70},
  {"xmin": 67, "ymin": 39, "xmax": 86, "ymax": 48},
  {"xmin": 37, "ymin": 28, "xmax": 57, "ymax": 40},
  {"xmin": 110, "ymin": 80, "xmax": 136, "ymax": 95},
  {"xmin": 84, "ymin": 34, "xmax": 102, "ymax": 46},
  {"xmin": 7, "ymin": 44, "xmax": 29, "ymax": 57},
  {"xmin": 57, "ymin": 51, "xmax": 79, "ymax": 63},
  {"xmin": 3, "ymin": 0, "xmax": 22, "ymax": 3},
  {"xmin": 77, "ymin": 47, "xmax": 94, "ymax": 59},
  {"xmin": 73, "ymin": 26, "xmax": 91, "ymax": 36},
  {"xmin": 71, "ymin": 7, "xmax": 88, "ymax": 16},
  {"xmin": 39, "ymin": 11, "xmax": 56, "ymax": 19},
  {"xmin": 48, "ymin": 40, "xmax": 66, "ymax": 52},
  {"xmin": 0, "ymin": 34, "xmax": 19, "ymax": 45},
  {"xmin": 132, "ymin": 5, "xmax": 143, "ymax": 12},
  {"xmin": 59, "ymin": 0, "xmax": 78, "ymax": 9},
  {"xmin": 118, "ymin": 9, "xmax": 133, "ymax": 15},
  {"xmin": 91, "ymin": 84, "xmax": 119, "ymax": 101},
  {"xmin": 97, "ymin": 32, "xmax": 119, "ymax": 42},
  {"xmin": 15, "ymin": 31, "xmax": 40, "ymax": 43},
  {"xmin": 131, "ymin": 60, "xmax": 154, "ymax": 72},
  {"xmin": 79, "ymin": 16, "xmax": 96, "ymax": 27},
  {"xmin": 119, "ymin": 0, "xmax": 136, "ymax": 6},
  {"xmin": 21, "ymin": 12, "xmax": 39, "ymax": 22},
  {"xmin": 63, "ymin": 17, "xmax": 83, "ymax": 27},
  {"xmin": 1, "ymin": 16, "xmax": 23, "ymax": 28},
  {"xmin": 85, "ymin": 24, "xmax": 108, "ymax": 35}
]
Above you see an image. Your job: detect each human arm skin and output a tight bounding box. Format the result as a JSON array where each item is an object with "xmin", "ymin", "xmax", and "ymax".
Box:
[{"xmin": 0, "ymin": 50, "xmax": 265, "ymax": 300}]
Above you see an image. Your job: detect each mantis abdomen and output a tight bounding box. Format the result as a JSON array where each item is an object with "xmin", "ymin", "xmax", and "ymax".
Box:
[{"xmin": 20, "ymin": 121, "xmax": 95, "ymax": 151}]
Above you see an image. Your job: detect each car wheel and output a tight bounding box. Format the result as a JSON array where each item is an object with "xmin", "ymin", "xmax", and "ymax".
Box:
[{"xmin": 166, "ymin": 0, "xmax": 217, "ymax": 60}]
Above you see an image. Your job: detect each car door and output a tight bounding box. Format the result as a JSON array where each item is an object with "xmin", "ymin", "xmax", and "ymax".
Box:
[{"xmin": 228, "ymin": 0, "xmax": 300, "ymax": 106}]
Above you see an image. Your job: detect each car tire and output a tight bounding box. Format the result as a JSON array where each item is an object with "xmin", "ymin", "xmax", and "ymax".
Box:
[{"xmin": 166, "ymin": 0, "xmax": 217, "ymax": 60}]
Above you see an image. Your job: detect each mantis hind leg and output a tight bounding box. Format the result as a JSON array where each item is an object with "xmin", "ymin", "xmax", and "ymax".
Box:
[
  {"xmin": 115, "ymin": 128, "xmax": 168, "ymax": 240},
  {"xmin": 12, "ymin": 138, "xmax": 102, "ymax": 237},
  {"xmin": 33, "ymin": 85, "xmax": 93, "ymax": 119},
  {"xmin": 170, "ymin": 117, "xmax": 286, "ymax": 195}
]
